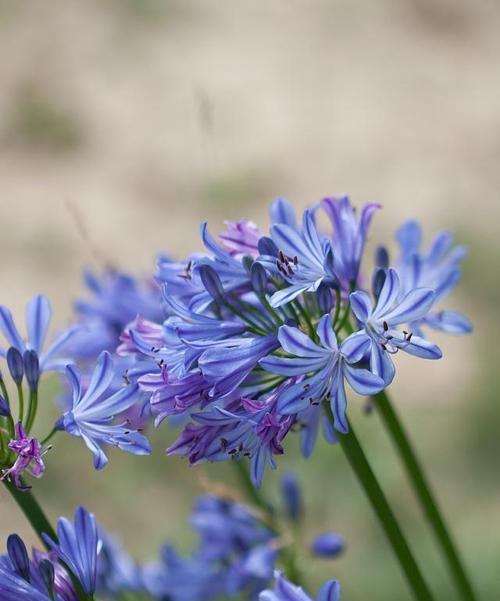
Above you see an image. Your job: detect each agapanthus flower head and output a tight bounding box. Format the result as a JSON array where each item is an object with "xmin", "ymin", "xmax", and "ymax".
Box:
[
  {"xmin": 43, "ymin": 506, "xmax": 99, "ymax": 596},
  {"xmin": 395, "ymin": 219, "xmax": 472, "ymax": 335},
  {"xmin": 0, "ymin": 295, "xmax": 79, "ymax": 373},
  {"xmin": 259, "ymin": 571, "xmax": 341, "ymax": 601},
  {"xmin": 2, "ymin": 422, "xmax": 48, "ymax": 491},
  {"xmin": 58, "ymin": 350, "xmax": 151, "ymax": 469}
]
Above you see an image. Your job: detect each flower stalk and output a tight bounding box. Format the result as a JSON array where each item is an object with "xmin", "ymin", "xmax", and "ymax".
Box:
[
  {"xmin": 332, "ymin": 407, "xmax": 436, "ymax": 601},
  {"xmin": 374, "ymin": 390, "xmax": 477, "ymax": 601}
]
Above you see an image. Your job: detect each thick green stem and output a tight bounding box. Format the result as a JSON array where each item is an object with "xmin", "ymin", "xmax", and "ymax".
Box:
[
  {"xmin": 375, "ymin": 390, "xmax": 477, "ymax": 601},
  {"xmin": 335, "ymin": 414, "xmax": 436, "ymax": 601},
  {"xmin": 3, "ymin": 478, "xmax": 57, "ymax": 544}
]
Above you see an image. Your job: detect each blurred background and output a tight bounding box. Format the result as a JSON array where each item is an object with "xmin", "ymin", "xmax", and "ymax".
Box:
[{"xmin": 0, "ymin": 0, "xmax": 499, "ymax": 599}]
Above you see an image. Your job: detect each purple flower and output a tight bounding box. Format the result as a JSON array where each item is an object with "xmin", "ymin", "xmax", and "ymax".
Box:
[
  {"xmin": 260, "ymin": 315, "xmax": 384, "ymax": 433},
  {"xmin": 259, "ymin": 571, "xmax": 341, "ymax": 601},
  {"xmin": 260, "ymin": 210, "xmax": 337, "ymax": 308},
  {"xmin": 347, "ymin": 268, "xmax": 442, "ymax": 385},
  {"xmin": 322, "ymin": 195, "xmax": 380, "ymax": 287},
  {"xmin": 395, "ymin": 220, "xmax": 472, "ymax": 335},
  {"xmin": 58, "ymin": 351, "xmax": 151, "ymax": 469},
  {"xmin": 1, "ymin": 423, "xmax": 47, "ymax": 491},
  {"xmin": 43, "ymin": 507, "xmax": 99, "ymax": 596},
  {"xmin": 219, "ymin": 219, "xmax": 263, "ymax": 258},
  {"xmin": 0, "ymin": 295, "xmax": 79, "ymax": 372}
]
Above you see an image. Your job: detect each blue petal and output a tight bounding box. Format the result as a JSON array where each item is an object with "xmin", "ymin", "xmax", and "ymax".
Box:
[
  {"xmin": 370, "ymin": 342, "xmax": 396, "ymax": 386},
  {"xmin": 0, "ymin": 306, "xmax": 25, "ymax": 351},
  {"xmin": 260, "ymin": 355, "xmax": 327, "ymax": 376},
  {"xmin": 343, "ymin": 363, "xmax": 385, "ymax": 396},
  {"xmin": 395, "ymin": 333, "xmax": 442, "ymax": 359},
  {"xmin": 349, "ymin": 291, "xmax": 372, "ymax": 323},
  {"xmin": 382, "ymin": 288, "xmax": 435, "ymax": 325},
  {"xmin": 330, "ymin": 368, "xmax": 348, "ymax": 433},
  {"xmin": 78, "ymin": 351, "xmax": 115, "ymax": 411},
  {"xmin": 340, "ymin": 330, "xmax": 371, "ymax": 363},
  {"xmin": 396, "ymin": 220, "xmax": 422, "ymax": 255},
  {"xmin": 270, "ymin": 197, "xmax": 297, "ymax": 228},
  {"xmin": 269, "ymin": 284, "xmax": 311, "ymax": 308},
  {"xmin": 26, "ymin": 295, "xmax": 51, "ymax": 355},
  {"xmin": 278, "ymin": 325, "xmax": 324, "ymax": 359},
  {"xmin": 425, "ymin": 310, "xmax": 472, "ymax": 334},
  {"xmin": 373, "ymin": 269, "xmax": 400, "ymax": 318},
  {"xmin": 317, "ymin": 580, "xmax": 341, "ymax": 601},
  {"xmin": 316, "ymin": 315, "xmax": 338, "ymax": 351}
]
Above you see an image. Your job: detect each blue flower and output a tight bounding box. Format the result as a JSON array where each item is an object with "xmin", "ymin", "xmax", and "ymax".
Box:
[
  {"xmin": 58, "ymin": 351, "xmax": 151, "ymax": 469},
  {"xmin": 69, "ymin": 268, "xmax": 163, "ymax": 360},
  {"xmin": 310, "ymin": 532, "xmax": 345, "ymax": 558},
  {"xmin": 395, "ymin": 220, "xmax": 472, "ymax": 335},
  {"xmin": 260, "ymin": 315, "xmax": 384, "ymax": 433},
  {"xmin": 347, "ymin": 268, "xmax": 442, "ymax": 385},
  {"xmin": 0, "ymin": 295, "xmax": 79, "ymax": 372},
  {"xmin": 95, "ymin": 528, "xmax": 144, "ymax": 596},
  {"xmin": 43, "ymin": 507, "xmax": 99, "ymax": 596},
  {"xmin": 259, "ymin": 571, "xmax": 341, "ymax": 601},
  {"xmin": 322, "ymin": 196, "xmax": 380, "ymax": 287},
  {"xmin": 259, "ymin": 209, "xmax": 337, "ymax": 308}
]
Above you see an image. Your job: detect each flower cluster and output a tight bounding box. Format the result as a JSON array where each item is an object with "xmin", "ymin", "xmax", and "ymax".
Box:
[
  {"xmin": 106, "ymin": 196, "xmax": 469, "ymax": 485},
  {"xmin": 0, "ymin": 196, "xmax": 470, "ymax": 493}
]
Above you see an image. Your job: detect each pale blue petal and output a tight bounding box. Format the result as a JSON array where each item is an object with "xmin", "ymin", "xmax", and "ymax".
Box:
[
  {"xmin": 349, "ymin": 291, "xmax": 372, "ymax": 323},
  {"xmin": 343, "ymin": 363, "xmax": 385, "ymax": 396},
  {"xmin": 373, "ymin": 269, "xmax": 400, "ymax": 318},
  {"xmin": 316, "ymin": 315, "xmax": 338, "ymax": 351},
  {"xmin": 382, "ymin": 288, "xmax": 435, "ymax": 325},
  {"xmin": 340, "ymin": 330, "xmax": 371, "ymax": 363},
  {"xmin": 278, "ymin": 325, "xmax": 324, "ymax": 358},
  {"xmin": 26, "ymin": 295, "xmax": 51, "ymax": 355}
]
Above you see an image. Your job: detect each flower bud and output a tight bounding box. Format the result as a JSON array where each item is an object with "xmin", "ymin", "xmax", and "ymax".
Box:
[
  {"xmin": 199, "ymin": 265, "xmax": 225, "ymax": 304},
  {"xmin": 372, "ymin": 268, "xmax": 386, "ymax": 301},
  {"xmin": 375, "ymin": 245, "xmax": 389, "ymax": 268},
  {"xmin": 250, "ymin": 262, "xmax": 268, "ymax": 295},
  {"xmin": 242, "ymin": 255, "xmax": 254, "ymax": 274},
  {"xmin": 281, "ymin": 471, "xmax": 303, "ymax": 523},
  {"xmin": 7, "ymin": 534, "xmax": 30, "ymax": 581},
  {"xmin": 311, "ymin": 532, "xmax": 345, "ymax": 558},
  {"xmin": 23, "ymin": 350, "xmax": 40, "ymax": 391},
  {"xmin": 0, "ymin": 394, "xmax": 10, "ymax": 417},
  {"xmin": 7, "ymin": 347, "xmax": 24, "ymax": 386},
  {"xmin": 317, "ymin": 283, "xmax": 334, "ymax": 314},
  {"xmin": 38, "ymin": 559, "xmax": 55, "ymax": 597},
  {"xmin": 257, "ymin": 236, "xmax": 278, "ymax": 257}
]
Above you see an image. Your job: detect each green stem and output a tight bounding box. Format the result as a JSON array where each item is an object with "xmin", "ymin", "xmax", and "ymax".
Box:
[
  {"xmin": 375, "ymin": 391, "xmax": 477, "ymax": 601},
  {"xmin": 3, "ymin": 478, "xmax": 57, "ymax": 544},
  {"xmin": 16, "ymin": 384, "xmax": 24, "ymax": 424},
  {"xmin": 41, "ymin": 426, "xmax": 58, "ymax": 446},
  {"xmin": 334, "ymin": 413, "xmax": 436, "ymax": 601},
  {"xmin": 25, "ymin": 389, "xmax": 38, "ymax": 434}
]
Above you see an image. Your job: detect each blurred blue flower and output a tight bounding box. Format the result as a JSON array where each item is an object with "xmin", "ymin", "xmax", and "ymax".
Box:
[{"xmin": 259, "ymin": 571, "xmax": 341, "ymax": 601}]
